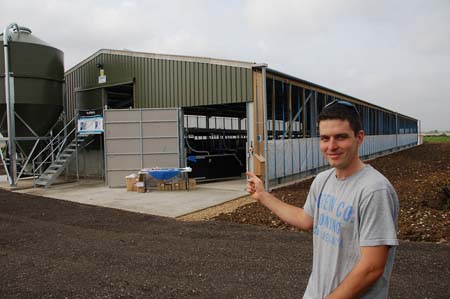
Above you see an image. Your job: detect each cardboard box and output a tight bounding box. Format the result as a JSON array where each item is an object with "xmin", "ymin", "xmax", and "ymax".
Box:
[
  {"xmin": 172, "ymin": 182, "xmax": 180, "ymax": 191},
  {"xmin": 178, "ymin": 181, "xmax": 187, "ymax": 190},
  {"xmin": 157, "ymin": 180, "xmax": 165, "ymax": 191},
  {"xmin": 125, "ymin": 174, "xmax": 138, "ymax": 191},
  {"xmin": 164, "ymin": 183, "xmax": 172, "ymax": 191},
  {"xmin": 188, "ymin": 178, "xmax": 196, "ymax": 190},
  {"xmin": 136, "ymin": 181, "xmax": 145, "ymax": 193}
]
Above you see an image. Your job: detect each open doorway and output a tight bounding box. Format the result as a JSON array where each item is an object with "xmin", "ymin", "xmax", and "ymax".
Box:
[
  {"xmin": 73, "ymin": 82, "xmax": 133, "ymax": 182},
  {"xmin": 105, "ymin": 83, "xmax": 134, "ymax": 109},
  {"xmin": 183, "ymin": 103, "xmax": 247, "ymax": 181}
]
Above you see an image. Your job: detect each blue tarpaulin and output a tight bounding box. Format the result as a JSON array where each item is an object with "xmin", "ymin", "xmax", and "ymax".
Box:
[{"xmin": 147, "ymin": 169, "xmax": 181, "ymax": 180}]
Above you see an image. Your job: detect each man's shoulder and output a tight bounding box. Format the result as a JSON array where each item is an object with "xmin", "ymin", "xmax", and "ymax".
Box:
[
  {"xmin": 309, "ymin": 168, "xmax": 335, "ymax": 191},
  {"xmin": 314, "ymin": 168, "xmax": 335, "ymax": 182},
  {"xmin": 362, "ymin": 165, "xmax": 388, "ymax": 180},
  {"xmin": 361, "ymin": 165, "xmax": 395, "ymax": 193},
  {"xmin": 317, "ymin": 167, "xmax": 335, "ymax": 178}
]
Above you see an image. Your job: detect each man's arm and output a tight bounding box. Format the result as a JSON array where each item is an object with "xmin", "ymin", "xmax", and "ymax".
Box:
[
  {"xmin": 325, "ymin": 246, "xmax": 390, "ymax": 299},
  {"xmin": 246, "ymin": 172, "xmax": 313, "ymax": 230}
]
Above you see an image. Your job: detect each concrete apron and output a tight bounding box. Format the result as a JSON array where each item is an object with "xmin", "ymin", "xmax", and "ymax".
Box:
[{"xmin": 0, "ymin": 176, "xmax": 248, "ymax": 218}]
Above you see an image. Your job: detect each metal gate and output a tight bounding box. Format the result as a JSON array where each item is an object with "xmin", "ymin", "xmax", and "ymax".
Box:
[{"xmin": 104, "ymin": 108, "xmax": 183, "ymax": 187}]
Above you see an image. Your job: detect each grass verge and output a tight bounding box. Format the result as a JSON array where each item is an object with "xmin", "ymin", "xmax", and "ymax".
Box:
[{"xmin": 423, "ymin": 135, "xmax": 450, "ymax": 143}]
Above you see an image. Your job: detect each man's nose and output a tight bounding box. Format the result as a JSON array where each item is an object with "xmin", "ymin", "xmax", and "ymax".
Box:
[{"xmin": 328, "ymin": 138, "xmax": 338, "ymax": 150}]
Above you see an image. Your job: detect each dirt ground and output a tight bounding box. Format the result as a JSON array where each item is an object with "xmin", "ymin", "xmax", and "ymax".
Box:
[
  {"xmin": 1, "ymin": 142, "xmax": 449, "ymax": 298},
  {"xmin": 214, "ymin": 143, "xmax": 450, "ymax": 243},
  {"xmin": 1, "ymin": 188, "xmax": 449, "ymax": 298}
]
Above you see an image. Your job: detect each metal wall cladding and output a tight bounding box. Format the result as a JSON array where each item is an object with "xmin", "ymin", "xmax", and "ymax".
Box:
[{"xmin": 65, "ymin": 52, "xmax": 253, "ymax": 119}]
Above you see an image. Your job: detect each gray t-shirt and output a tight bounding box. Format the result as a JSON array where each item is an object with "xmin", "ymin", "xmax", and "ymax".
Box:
[{"xmin": 303, "ymin": 165, "xmax": 399, "ymax": 299}]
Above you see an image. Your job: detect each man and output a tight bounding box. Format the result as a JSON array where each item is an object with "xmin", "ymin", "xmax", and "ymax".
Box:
[{"xmin": 247, "ymin": 100, "xmax": 399, "ymax": 299}]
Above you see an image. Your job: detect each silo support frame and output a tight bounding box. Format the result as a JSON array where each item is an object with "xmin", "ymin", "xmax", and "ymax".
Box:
[
  {"xmin": 0, "ymin": 112, "xmax": 53, "ymax": 182},
  {"xmin": 0, "ymin": 146, "xmax": 11, "ymax": 180},
  {"xmin": 2, "ymin": 23, "xmax": 42, "ymax": 186},
  {"xmin": 14, "ymin": 112, "xmax": 39, "ymax": 137},
  {"xmin": 0, "ymin": 110, "xmax": 65, "ymax": 186}
]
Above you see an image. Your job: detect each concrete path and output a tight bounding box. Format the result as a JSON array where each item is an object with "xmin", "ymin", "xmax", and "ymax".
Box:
[{"xmin": 1, "ymin": 177, "xmax": 248, "ymax": 218}]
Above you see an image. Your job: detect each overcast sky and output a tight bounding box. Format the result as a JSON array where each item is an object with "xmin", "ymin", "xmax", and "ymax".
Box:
[{"xmin": 1, "ymin": 0, "xmax": 449, "ymax": 131}]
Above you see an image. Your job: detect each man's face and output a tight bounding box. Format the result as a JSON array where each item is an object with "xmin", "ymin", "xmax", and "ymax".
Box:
[{"xmin": 319, "ymin": 119, "xmax": 364, "ymax": 170}]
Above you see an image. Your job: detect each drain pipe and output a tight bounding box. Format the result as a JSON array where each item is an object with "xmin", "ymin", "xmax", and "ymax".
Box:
[{"xmin": 3, "ymin": 23, "xmax": 21, "ymax": 186}]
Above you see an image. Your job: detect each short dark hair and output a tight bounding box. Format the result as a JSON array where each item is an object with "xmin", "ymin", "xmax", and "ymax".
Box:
[{"xmin": 317, "ymin": 101, "xmax": 362, "ymax": 136}]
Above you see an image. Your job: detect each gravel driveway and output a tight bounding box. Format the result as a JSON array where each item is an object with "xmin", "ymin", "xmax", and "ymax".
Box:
[{"xmin": 1, "ymin": 189, "xmax": 449, "ymax": 298}]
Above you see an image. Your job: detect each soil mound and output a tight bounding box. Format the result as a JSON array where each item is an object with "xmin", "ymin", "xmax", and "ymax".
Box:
[{"xmin": 215, "ymin": 143, "xmax": 450, "ymax": 243}]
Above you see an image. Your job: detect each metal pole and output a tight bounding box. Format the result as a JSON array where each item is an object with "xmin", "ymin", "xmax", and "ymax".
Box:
[
  {"xmin": 261, "ymin": 66, "xmax": 269, "ymax": 191},
  {"xmin": 395, "ymin": 113, "xmax": 398, "ymax": 148},
  {"xmin": 178, "ymin": 108, "xmax": 185, "ymax": 168},
  {"xmin": 3, "ymin": 23, "xmax": 19, "ymax": 186},
  {"xmin": 75, "ymin": 111, "xmax": 79, "ymax": 181},
  {"xmin": 103, "ymin": 106, "xmax": 108, "ymax": 186},
  {"xmin": 246, "ymin": 101, "xmax": 254, "ymax": 174},
  {"xmin": 140, "ymin": 109, "xmax": 143, "ymax": 169},
  {"xmin": 418, "ymin": 120, "xmax": 421, "ymax": 145}
]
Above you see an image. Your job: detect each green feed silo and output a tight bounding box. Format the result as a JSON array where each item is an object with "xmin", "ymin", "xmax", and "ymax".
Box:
[{"xmin": 0, "ymin": 25, "xmax": 64, "ymax": 139}]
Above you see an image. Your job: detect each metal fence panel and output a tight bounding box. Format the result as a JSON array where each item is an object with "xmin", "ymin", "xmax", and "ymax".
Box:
[{"xmin": 267, "ymin": 134, "xmax": 417, "ymax": 183}]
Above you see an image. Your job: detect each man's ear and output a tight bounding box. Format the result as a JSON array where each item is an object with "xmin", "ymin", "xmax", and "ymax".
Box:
[{"xmin": 357, "ymin": 130, "xmax": 365, "ymax": 145}]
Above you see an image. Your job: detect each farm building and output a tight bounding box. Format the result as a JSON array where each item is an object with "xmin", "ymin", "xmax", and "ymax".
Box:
[{"xmin": 63, "ymin": 49, "xmax": 419, "ymax": 189}]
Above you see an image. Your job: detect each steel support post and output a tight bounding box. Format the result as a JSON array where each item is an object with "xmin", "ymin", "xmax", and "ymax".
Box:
[
  {"xmin": 246, "ymin": 102, "xmax": 254, "ymax": 174},
  {"xmin": 261, "ymin": 66, "xmax": 269, "ymax": 191},
  {"xmin": 395, "ymin": 113, "xmax": 398, "ymax": 148},
  {"xmin": 7, "ymin": 77, "xmax": 17, "ymax": 185},
  {"xmin": 75, "ymin": 111, "xmax": 79, "ymax": 181},
  {"xmin": 178, "ymin": 108, "xmax": 185, "ymax": 168},
  {"xmin": 3, "ymin": 23, "xmax": 18, "ymax": 186},
  {"xmin": 103, "ymin": 108, "xmax": 108, "ymax": 186}
]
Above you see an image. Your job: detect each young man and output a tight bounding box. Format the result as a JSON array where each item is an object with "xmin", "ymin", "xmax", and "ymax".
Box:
[{"xmin": 247, "ymin": 100, "xmax": 399, "ymax": 299}]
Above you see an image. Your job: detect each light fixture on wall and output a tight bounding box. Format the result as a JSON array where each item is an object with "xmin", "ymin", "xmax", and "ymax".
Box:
[
  {"xmin": 96, "ymin": 63, "xmax": 106, "ymax": 84},
  {"xmin": 96, "ymin": 63, "xmax": 104, "ymax": 76}
]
